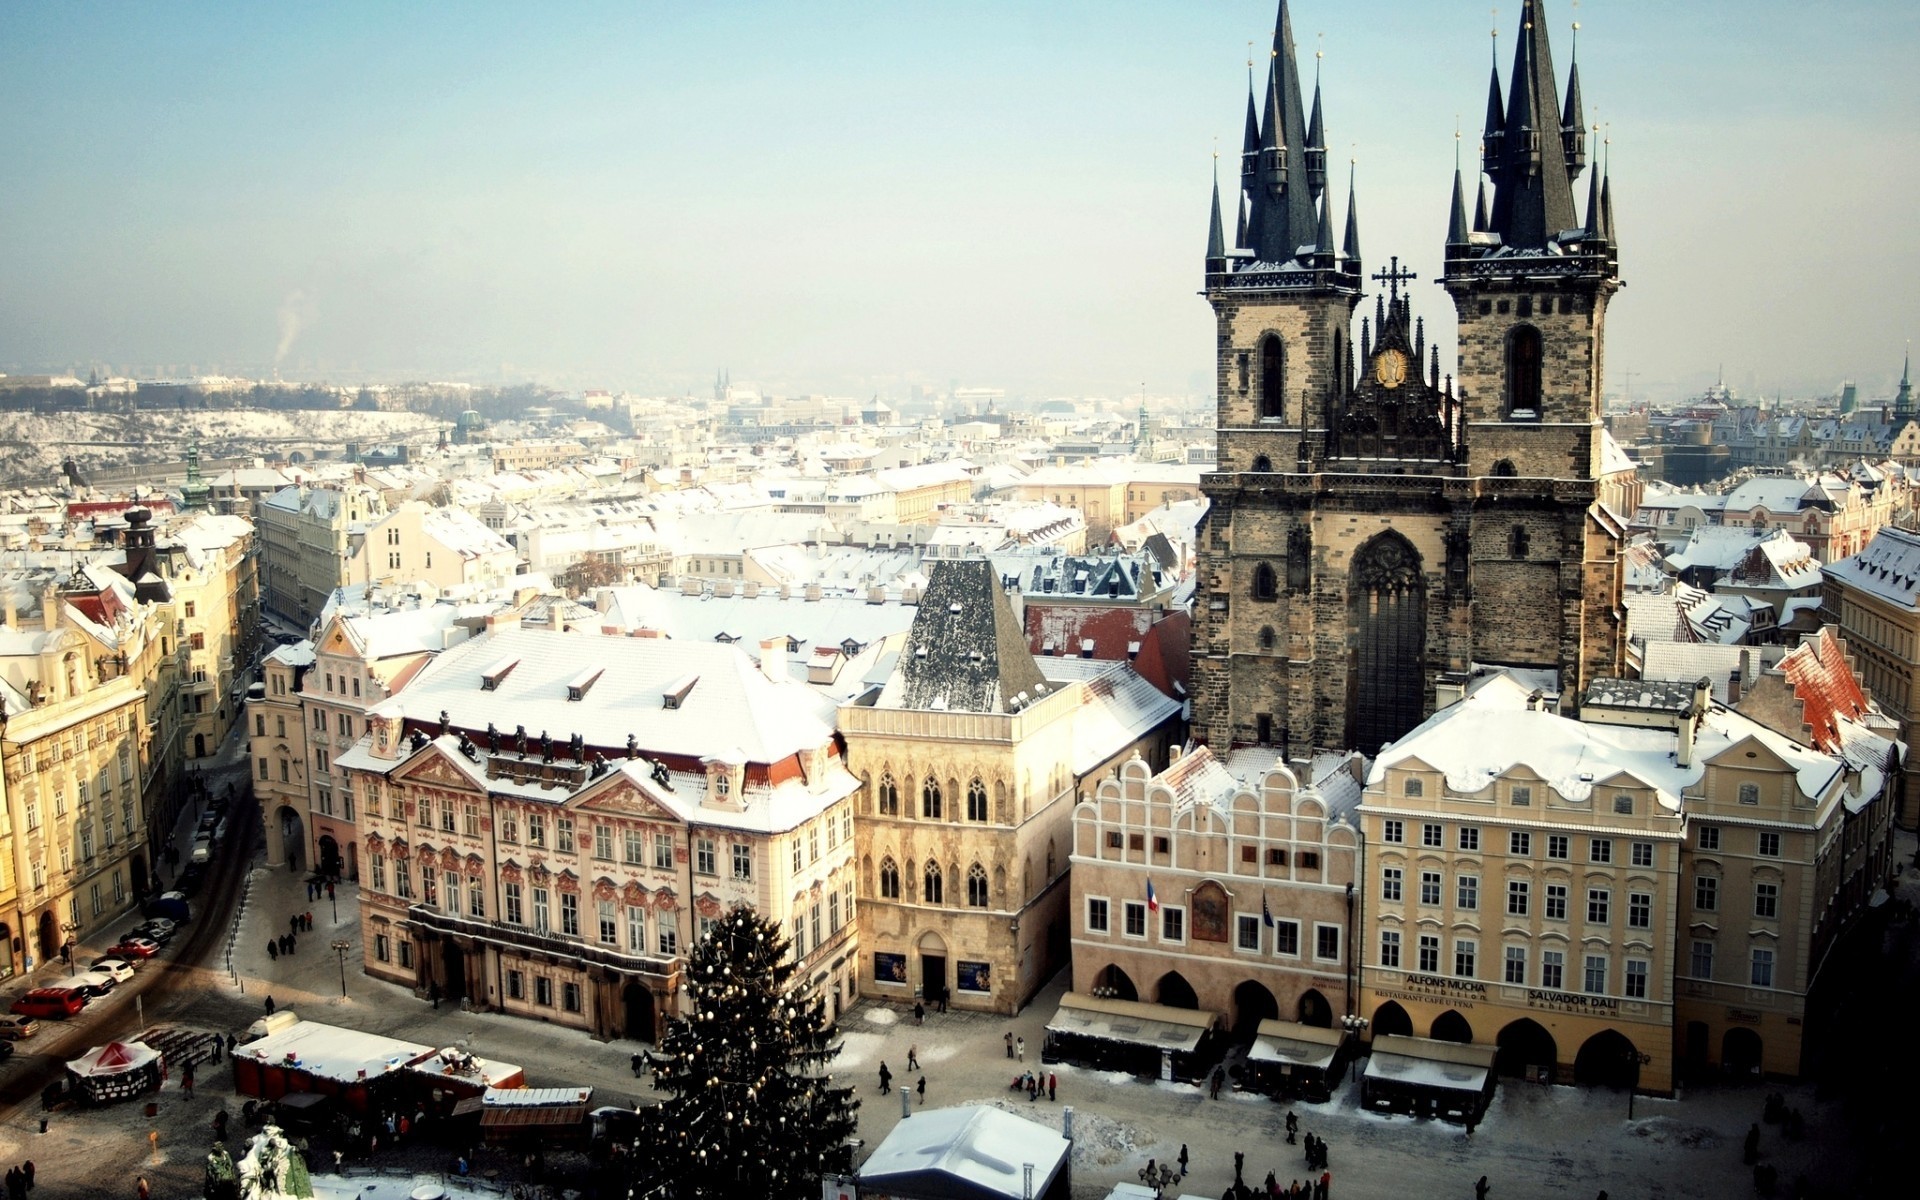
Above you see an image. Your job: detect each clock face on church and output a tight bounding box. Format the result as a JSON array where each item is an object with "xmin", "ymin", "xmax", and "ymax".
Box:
[{"xmin": 1373, "ymin": 349, "xmax": 1408, "ymax": 389}]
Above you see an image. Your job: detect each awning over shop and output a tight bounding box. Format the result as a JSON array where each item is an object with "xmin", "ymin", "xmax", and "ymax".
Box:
[
  {"xmin": 859, "ymin": 1104, "xmax": 1070, "ymax": 1200},
  {"xmin": 1045, "ymin": 992, "xmax": 1218, "ymax": 1054},
  {"xmin": 1247, "ymin": 1020, "xmax": 1345, "ymax": 1074},
  {"xmin": 477, "ymin": 1085, "xmax": 594, "ymax": 1133},
  {"xmin": 1363, "ymin": 1034, "xmax": 1496, "ymax": 1096}
]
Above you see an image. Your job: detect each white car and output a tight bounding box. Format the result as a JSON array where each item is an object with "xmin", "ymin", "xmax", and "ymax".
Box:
[
  {"xmin": 89, "ymin": 959, "xmax": 136, "ymax": 984},
  {"xmin": 68, "ymin": 971, "xmax": 117, "ymax": 999}
]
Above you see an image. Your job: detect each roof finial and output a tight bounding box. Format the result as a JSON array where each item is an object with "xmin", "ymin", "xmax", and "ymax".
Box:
[
  {"xmin": 1491, "ymin": 6, "xmax": 1500, "ymax": 64},
  {"xmin": 1315, "ymin": 31, "xmax": 1324, "ymax": 82},
  {"xmin": 1571, "ymin": 0, "xmax": 1581, "ymax": 60}
]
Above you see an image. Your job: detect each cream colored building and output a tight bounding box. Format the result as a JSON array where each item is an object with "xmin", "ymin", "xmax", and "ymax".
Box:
[
  {"xmin": 1823, "ymin": 524, "xmax": 1920, "ymax": 827},
  {"xmin": 258, "ymin": 482, "xmax": 388, "ymax": 628},
  {"xmin": 337, "ymin": 626, "xmax": 860, "ymax": 1041},
  {"xmin": 1069, "ymin": 747, "xmax": 1363, "ymax": 1033},
  {"xmin": 844, "ymin": 559, "xmax": 1181, "ymax": 1015},
  {"xmin": 346, "ymin": 501, "xmax": 520, "ymax": 596},
  {"xmin": 1013, "ymin": 463, "xmax": 1205, "ymax": 542},
  {"xmin": 248, "ymin": 642, "xmax": 314, "ymax": 872},
  {"xmin": 0, "ymin": 590, "xmax": 151, "ymax": 978},
  {"xmin": 159, "ymin": 513, "xmax": 258, "ymax": 762}
]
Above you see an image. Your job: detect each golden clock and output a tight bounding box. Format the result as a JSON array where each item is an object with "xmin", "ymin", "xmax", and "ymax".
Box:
[{"xmin": 1374, "ymin": 349, "xmax": 1408, "ymax": 389}]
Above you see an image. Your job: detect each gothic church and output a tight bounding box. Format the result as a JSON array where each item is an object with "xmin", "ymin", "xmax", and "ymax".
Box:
[{"xmin": 1191, "ymin": 0, "xmax": 1632, "ymax": 755}]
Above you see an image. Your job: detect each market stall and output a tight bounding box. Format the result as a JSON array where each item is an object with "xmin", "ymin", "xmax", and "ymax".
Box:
[
  {"xmin": 859, "ymin": 1105, "xmax": 1071, "ymax": 1200},
  {"xmin": 1360, "ymin": 1033, "xmax": 1497, "ymax": 1124},
  {"xmin": 66, "ymin": 1041, "xmax": 164, "ymax": 1105},
  {"xmin": 1041, "ymin": 992, "xmax": 1224, "ymax": 1083},
  {"xmin": 470, "ymin": 1086, "xmax": 594, "ymax": 1149},
  {"xmin": 1243, "ymin": 1020, "xmax": 1349, "ymax": 1102},
  {"xmin": 232, "ymin": 1019, "xmax": 433, "ymax": 1115},
  {"xmin": 402, "ymin": 1047, "xmax": 525, "ymax": 1116}
]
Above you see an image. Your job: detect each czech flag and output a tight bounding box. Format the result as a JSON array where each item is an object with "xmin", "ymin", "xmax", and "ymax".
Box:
[{"xmin": 1146, "ymin": 878, "xmax": 1159, "ymax": 913}]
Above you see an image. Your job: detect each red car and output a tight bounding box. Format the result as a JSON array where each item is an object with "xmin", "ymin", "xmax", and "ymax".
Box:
[
  {"xmin": 11, "ymin": 988, "xmax": 85, "ymax": 1019},
  {"xmin": 110, "ymin": 937, "xmax": 160, "ymax": 960}
]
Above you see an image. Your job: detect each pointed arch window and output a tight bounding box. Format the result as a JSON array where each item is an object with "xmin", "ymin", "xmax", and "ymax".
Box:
[
  {"xmin": 1257, "ymin": 626, "xmax": 1276, "ymax": 652},
  {"xmin": 966, "ymin": 778, "xmax": 989, "ymax": 822},
  {"xmin": 1506, "ymin": 325, "xmax": 1543, "ymax": 418},
  {"xmin": 921, "ymin": 778, "xmax": 943, "ymax": 820},
  {"xmin": 1259, "ymin": 335, "xmax": 1286, "ymax": 420},
  {"xmin": 923, "ymin": 862, "xmax": 945, "ymax": 905},
  {"xmin": 1252, "ymin": 562, "xmax": 1279, "ymax": 602},
  {"xmin": 879, "ymin": 857, "xmax": 900, "ymax": 900},
  {"xmin": 967, "ymin": 863, "xmax": 989, "ymax": 908},
  {"xmin": 877, "ymin": 773, "xmax": 899, "ymax": 816}
]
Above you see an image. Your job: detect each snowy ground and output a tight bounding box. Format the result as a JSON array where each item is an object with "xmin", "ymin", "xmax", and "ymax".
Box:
[{"xmin": 0, "ymin": 408, "xmax": 445, "ymax": 480}]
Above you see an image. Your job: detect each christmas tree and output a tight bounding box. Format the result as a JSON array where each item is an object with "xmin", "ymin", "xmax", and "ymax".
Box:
[{"xmin": 633, "ymin": 905, "xmax": 859, "ymax": 1200}]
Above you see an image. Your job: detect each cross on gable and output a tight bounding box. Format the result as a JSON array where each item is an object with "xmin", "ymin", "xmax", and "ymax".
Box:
[{"xmin": 1370, "ymin": 255, "xmax": 1418, "ymax": 301}]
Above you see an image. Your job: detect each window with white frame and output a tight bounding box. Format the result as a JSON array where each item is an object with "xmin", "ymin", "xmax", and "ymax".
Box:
[
  {"xmin": 1457, "ymin": 875, "xmax": 1479, "ymax": 910},
  {"xmin": 504, "ymin": 882, "xmax": 522, "ymax": 924},
  {"xmin": 1587, "ymin": 887, "xmax": 1610, "ymax": 925},
  {"xmin": 1757, "ymin": 831, "xmax": 1781, "ymax": 857},
  {"xmin": 1086, "ymin": 898, "xmax": 1109, "ymax": 933},
  {"xmin": 1583, "ymin": 954, "xmax": 1608, "ymax": 995},
  {"xmin": 1161, "ymin": 906, "xmax": 1185, "ymax": 943},
  {"xmin": 653, "ymin": 832, "xmax": 673, "ymax": 869},
  {"xmin": 1417, "ymin": 934, "xmax": 1440, "ymax": 973},
  {"xmin": 1624, "ymin": 958, "xmax": 1649, "ymax": 999},
  {"xmin": 1750, "ymin": 947, "xmax": 1774, "ymax": 987},
  {"xmin": 1382, "ymin": 868, "xmax": 1403, "ymax": 902},
  {"xmin": 1509, "ymin": 831, "xmax": 1531, "ymax": 856},
  {"xmin": 1419, "ymin": 871, "xmax": 1442, "ymax": 906},
  {"xmin": 1422, "ymin": 823, "xmax": 1443, "ymax": 848},
  {"xmin": 1274, "ymin": 920, "xmax": 1300, "ymax": 957},
  {"xmin": 1382, "ymin": 820, "xmax": 1404, "ymax": 844},
  {"xmin": 1628, "ymin": 892, "xmax": 1651, "ymax": 929},
  {"xmin": 1631, "ymin": 841, "xmax": 1654, "ymax": 867},
  {"xmin": 1690, "ymin": 940, "xmax": 1714, "ymax": 979},
  {"xmin": 1122, "ymin": 901, "xmax": 1147, "ymax": 938},
  {"xmin": 1504, "ymin": 945, "xmax": 1526, "ymax": 984},
  {"xmin": 1541, "ymin": 950, "xmax": 1565, "ymax": 990},
  {"xmin": 1698, "ymin": 825, "xmax": 1720, "ymax": 850},
  {"xmin": 1380, "ymin": 930, "xmax": 1401, "ymax": 968},
  {"xmin": 1547, "ymin": 835, "xmax": 1569, "ymax": 860},
  {"xmin": 1458, "ymin": 827, "xmax": 1480, "ymax": 851},
  {"xmin": 1315, "ymin": 924, "xmax": 1340, "ymax": 962},
  {"xmin": 1454, "ymin": 939, "xmax": 1477, "ymax": 978},
  {"xmin": 1508, "ymin": 880, "xmax": 1529, "ymax": 915},
  {"xmin": 1236, "ymin": 914, "xmax": 1261, "ymax": 951},
  {"xmin": 1754, "ymin": 882, "xmax": 1778, "ymax": 919},
  {"xmin": 1589, "ymin": 838, "xmax": 1612, "ymax": 864},
  {"xmin": 1545, "ymin": 884, "xmax": 1568, "ymax": 920},
  {"xmin": 1695, "ymin": 874, "xmax": 1718, "ymax": 910}
]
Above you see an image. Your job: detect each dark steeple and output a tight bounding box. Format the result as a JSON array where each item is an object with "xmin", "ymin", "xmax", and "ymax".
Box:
[
  {"xmin": 1480, "ymin": 45, "xmax": 1505, "ymax": 177},
  {"xmin": 1898, "ymin": 345, "xmax": 1914, "ymax": 421},
  {"xmin": 1207, "ymin": 166, "xmax": 1228, "ymax": 270},
  {"xmin": 1342, "ymin": 165, "xmax": 1362, "ymax": 266},
  {"xmin": 1561, "ymin": 31, "xmax": 1587, "ymax": 179},
  {"xmin": 1484, "ymin": 0, "xmax": 1582, "ymax": 250},
  {"xmin": 1600, "ymin": 167, "xmax": 1616, "ymax": 243},
  {"xmin": 1236, "ymin": 192, "xmax": 1249, "ymax": 251},
  {"xmin": 1241, "ymin": 71, "xmax": 1262, "ymax": 200},
  {"xmin": 1306, "ymin": 72, "xmax": 1328, "ymax": 199},
  {"xmin": 1447, "ymin": 165, "xmax": 1471, "ymax": 248},
  {"xmin": 1583, "ymin": 146, "xmax": 1605, "ymax": 241},
  {"xmin": 1473, "ymin": 179, "xmax": 1489, "ymax": 233},
  {"xmin": 1313, "ymin": 186, "xmax": 1336, "ymax": 265},
  {"xmin": 1248, "ymin": 0, "xmax": 1318, "ymax": 263}
]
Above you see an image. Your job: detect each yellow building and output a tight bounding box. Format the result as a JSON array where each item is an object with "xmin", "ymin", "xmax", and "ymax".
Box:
[{"xmin": 844, "ymin": 559, "xmax": 1181, "ymax": 1015}]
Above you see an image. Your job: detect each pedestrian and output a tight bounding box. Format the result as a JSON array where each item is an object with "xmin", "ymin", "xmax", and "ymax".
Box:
[
  {"xmin": 225, "ymin": 1033, "xmax": 237, "ymax": 1055},
  {"xmin": 183, "ymin": 1062, "xmax": 195, "ymax": 1099},
  {"xmin": 327, "ymin": 881, "xmax": 336, "ymax": 901},
  {"xmin": 1474, "ymin": 1176, "xmax": 1489, "ymax": 1200},
  {"xmin": 1016, "ymin": 1036, "xmax": 1025, "ymax": 1061},
  {"xmin": 1263, "ymin": 1171, "xmax": 1277, "ymax": 1197},
  {"xmin": 1177, "ymin": 1144, "xmax": 1189, "ymax": 1177},
  {"xmin": 878, "ymin": 1062, "xmax": 891, "ymax": 1095},
  {"xmin": 907, "ymin": 1044, "xmax": 919, "ymax": 1071},
  {"xmin": 1141, "ymin": 1159, "xmax": 1157, "ymax": 1187},
  {"xmin": 1319, "ymin": 1171, "xmax": 1331, "ymax": 1200},
  {"xmin": 631, "ymin": 1053, "xmax": 644, "ymax": 1078},
  {"xmin": 1210, "ymin": 1066, "xmax": 1225, "ymax": 1099},
  {"xmin": 137, "ymin": 1177, "xmax": 150, "ymax": 1200},
  {"xmin": 1048, "ymin": 1071, "xmax": 1057, "ymax": 1101},
  {"xmin": 1743, "ymin": 1123, "xmax": 1761, "ymax": 1165},
  {"xmin": 914, "ymin": 1000, "xmax": 925, "ymax": 1026},
  {"xmin": 267, "ymin": 939, "xmax": 279, "ymax": 962},
  {"xmin": 1004, "ymin": 1032, "xmax": 1015, "ymax": 1059},
  {"xmin": 24, "ymin": 1161, "xmax": 34, "ymax": 1191},
  {"xmin": 7, "ymin": 1167, "xmax": 19, "ymax": 1200},
  {"xmin": 214, "ymin": 1110, "xmax": 229, "ymax": 1141},
  {"xmin": 1285, "ymin": 1111, "xmax": 1299, "ymax": 1144},
  {"xmin": 264, "ymin": 994, "xmax": 276, "ymax": 1014},
  {"xmin": 1028, "ymin": 1075, "xmax": 1038, "ymax": 1102},
  {"xmin": 430, "ymin": 981, "xmax": 441, "ymax": 1011},
  {"xmin": 305, "ymin": 911, "xmax": 313, "ymax": 931},
  {"xmin": 1233, "ymin": 1150, "xmax": 1245, "ymax": 1186},
  {"xmin": 1465, "ymin": 1111, "xmax": 1479, "ymax": 1141},
  {"xmin": 937, "ymin": 991, "xmax": 947, "ymax": 1013},
  {"xmin": 290, "ymin": 915, "xmax": 299, "ymax": 936},
  {"xmin": 916, "ymin": 1075, "xmax": 926, "ymax": 1101}
]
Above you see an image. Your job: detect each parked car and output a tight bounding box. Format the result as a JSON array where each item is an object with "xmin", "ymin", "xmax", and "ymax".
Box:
[
  {"xmin": 142, "ymin": 892, "xmax": 191, "ymax": 923},
  {"xmin": 67, "ymin": 971, "xmax": 116, "ymax": 999},
  {"xmin": 0, "ymin": 1016, "xmax": 39, "ymax": 1041},
  {"xmin": 110, "ymin": 937, "xmax": 160, "ymax": 960},
  {"xmin": 176, "ymin": 864, "xmax": 207, "ymax": 895},
  {"xmin": 11, "ymin": 989, "xmax": 85, "ymax": 1019},
  {"xmin": 197, "ymin": 811, "xmax": 219, "ymax": 834},
  {"xmin": 0, "ymin": 1040, "xmax": 14, "ymax": 1061},
  {"xmin": 88, "ymin": 959, "xmax": 136, "ymax": 984},
  {"xmin": 132, "ymin": 919, "xmax": 177, "ymax": 944}
]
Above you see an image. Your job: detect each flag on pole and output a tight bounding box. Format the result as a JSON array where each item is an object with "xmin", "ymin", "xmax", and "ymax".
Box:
[
  {"xmin": 1262, "ymin": 894, "xmax": 1274, "ymax": 927},
  {"xmin": 1146, "ymin": 878, "xmax": 1159, "ymax": 913}
]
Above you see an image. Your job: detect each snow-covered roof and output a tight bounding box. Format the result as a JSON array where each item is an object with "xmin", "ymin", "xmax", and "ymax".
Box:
[
  {"xmin": 236, "ymin": 1020, "xmax": 433, "ymax": 1085},
  {"xmin": 858, "ymin": 1105, "xmax": 1071, "ymax": 1200},
  {"xmin": 1823, "ymin": 525, "xmax": 1920, "ymax": 609},
  {"xmin": 368, "ymin": 627, "xmax": 838, "ymax": 767}
]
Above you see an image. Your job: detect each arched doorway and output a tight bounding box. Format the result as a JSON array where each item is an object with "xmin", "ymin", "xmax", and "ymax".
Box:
[
  {"xmin": 1573, "ymin": 1029, "xmax": 1639, "ymax": 1088},
  {"xmin": 1371, "ymin": 1000, "xmax": 1413, "ymax": 1039},
  {"xmin": 1495, "ymin": 1018, "xmax": 1558, "ymax": 1079},
  {"xmin": 440, "ymin": 940, "xmax": 466, "ymax": 1005},
  {"xmin": 1346, "ymin": 533, "xmax": 1427, "ymax": 751},
  {"xmin": 1723, "ymin": 1028, "xmax": 1763, "ymax": 1077},
  {"xmin": 130, "ymin": 854, "xmax": 148, "ymax": 899},
  {"xmin": 1683, "ymin": 1022, "xmax": 1710, "ymax": 1080},
  {"xmin": 916, "ymin": 931, "xmax": 948, "ymax": 1006},
  {"xmin": 1157, "ymin": 971, "xmax": 1199, "ymax": 1010},
  {"xmin": 278, "ymin": 806, "xmax": 305, "ymax": 872},
  {"xmin": 624, "ymin": 983, "xmax": 655, "ymax": 1042},
  {"xmin": 318, "ymin": 836, "xmax": 342, "ymax": 878},
  {"xmin": 194, "ymin": 733, "xmax": 207, "ymax": 758},
  {"xmin": 1232, "ymin": 980, "xmax": 1279, "ymax": 1039},
  {"xmin": 1431, "ymin": 1010, "xmax": 1474, "ymax": 1044},
  {"xmin": 36, "ymin": 911, "xmax": 58, "ymax": 966},
  {"xmin": 1092, "ymin": 964, "xmax": 1137, "ymax": 1002},
  {"xmin": 1297, "ymin": 987, "xmax": 1332, "ymax": 1028}
]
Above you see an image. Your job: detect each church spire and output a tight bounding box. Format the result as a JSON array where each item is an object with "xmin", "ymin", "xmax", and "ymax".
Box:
[
  {"xmin": 1583, "ymin": 138, "xmax": 1605, "ymax": 242},
  {"xmin": 1342, "ymin": 163, "xmax": 1362, "ymax": 267},
  {"xmin": 1473, "ymin": 179, "xmax": 1489, "ymax": 233},
  {"xmin": 1241, "ymin": 61, "xmax": 1261, "ymax": 199},
  {"xmin": 1480, "ymin": 31, "xmax": 1505, "ymax": 178},
  {"xmin": 1561, "ymin": 21, "xmax": 1588, "ymax": 180},
  {"xmin": 1313, "ymin": 185, "xmax": 1336, "ymax": 266},
  {"xmin": 1305, "ymin": 65, "xmax": 1328, "ymax": 199},
  {"xmin": 1447, "ymin": 164, "xmax": 1471, "ymax": 249},
  {"xmin": 1898, "ymin": 344, "xmax": 1914, "ymax": 420},
  {"xmin": 1207, "ymin": 161, "xmax": 1228, "ymax": 271},
  {"xmin": 1249, "ymin": 0, "xmax": 1318, "ymax": 263},
  {"xmin": 1484, "ymin": 0, "xmax": 1581, "ymax": 249}
]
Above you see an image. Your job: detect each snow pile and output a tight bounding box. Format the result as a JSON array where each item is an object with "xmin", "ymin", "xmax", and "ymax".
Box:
[
  {"xmin": 985, "ymin": 1098, "xmax": 1145, "ymax": 1167},
  {"xmin": 1630, "ymin": 1116, "xmax": 1721, "ymax": 1149}
]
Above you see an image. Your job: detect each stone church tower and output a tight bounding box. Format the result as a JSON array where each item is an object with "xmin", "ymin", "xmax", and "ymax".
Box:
[{"xmin": 1192, "ymin": 0, "xmax": 1627, "ymax": 755}]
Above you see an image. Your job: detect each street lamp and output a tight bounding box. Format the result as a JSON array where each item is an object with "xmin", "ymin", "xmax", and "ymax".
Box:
[
  {"xmin": 331, "ymin": 939, "xmax": 352, "ymax": 998},
  {"xmin": 60, "ymin": 923, "xmax": 81, "ymax": 977},
  {"xmin": 1625, "ymin": 1049, "xmax": 1653, "ymax": 1120},
  {"xmin": 1341, "ymin": 1015, "xmax": 1370, "ymax": 1083}
]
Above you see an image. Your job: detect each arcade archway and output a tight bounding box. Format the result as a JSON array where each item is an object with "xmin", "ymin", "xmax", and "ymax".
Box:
[
  {"xmin": 1232, "ymin": 980, "xmax": 1279, "ymax": 1038},
  {"xmin": 1431, "ymin": 1010, "xmax": 1474, "ymax": 1044},
  {"xmin": 1370, "ymin": 1000, "xmax": 1413, "ymax": 1039},
  {"xmin": 1092, "ymin": 964, "xmax": 1137, "ymax": 1002},
  {"xmin": 1723, "ymin": 1028, "xmax": 1763, "ymax": 1077},
  {"xmin": 1157, "ymin": 971, "xmax": 1199, "ymax": 1010},
  {"xmin": 1495, "ymin": 1018, "xmax": 1558, "ymax": 1079},
  {"xmin": 1297, "ymin": 987, "xmax": 1332, "ymax": 1028},
  {"xmin": 1573, "ymin": 1029, "xmax": 1639, "ymax": 1088}
]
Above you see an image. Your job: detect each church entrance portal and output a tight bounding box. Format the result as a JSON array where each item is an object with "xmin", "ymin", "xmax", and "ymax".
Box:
[{"xmin": 1347, "ymin": 533, "xmax": 1427, "ymax": 751}]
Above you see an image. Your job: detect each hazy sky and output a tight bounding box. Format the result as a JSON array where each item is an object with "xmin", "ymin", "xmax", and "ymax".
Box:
[{"xmin": 2, "ymin": 1, "xmax": 1915, "ymax": 404}]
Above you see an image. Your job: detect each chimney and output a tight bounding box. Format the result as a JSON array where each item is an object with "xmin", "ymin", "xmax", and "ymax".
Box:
[
  {"xmin": 759, "ymin": 637, "xmax": 786, "ymax": 684},
  {"xmin": 593, "ymin": 587, "xmax": 614, "ymax": 614},
  {"xmin": 1678, "ymin": 676, "xmax": 1711, "ymax": 768},
  {"xmin": 2, "ymin": 590, "xmax": 14, "ymax": 629},
  {"xmin": 41, "ymin": 585, "xmax": 60, "ymax": 632}
]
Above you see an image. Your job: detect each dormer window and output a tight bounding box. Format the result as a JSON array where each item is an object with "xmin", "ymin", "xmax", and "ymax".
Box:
[
  {"xmin": 566, "ymin": 667, "xmax": 604, "ymax": 702},
  {"xmin": 661, "ymin": 674, "xmax": 698, "ymax": 709},
  {"xmin": 479, "ymin": 657, "xmax": 519, "ymax": 691}
]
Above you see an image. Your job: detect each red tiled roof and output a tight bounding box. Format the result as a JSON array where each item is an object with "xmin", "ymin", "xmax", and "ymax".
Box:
[{"xmin": 1778, "ymin": 627, "xmax": 1869, "ymax": 753}]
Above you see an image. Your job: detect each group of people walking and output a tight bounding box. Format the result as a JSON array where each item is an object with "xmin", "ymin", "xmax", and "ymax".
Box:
[{"xmin": 3, "ymin": 1162, "xmax": 34, "ymax": 1200}]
